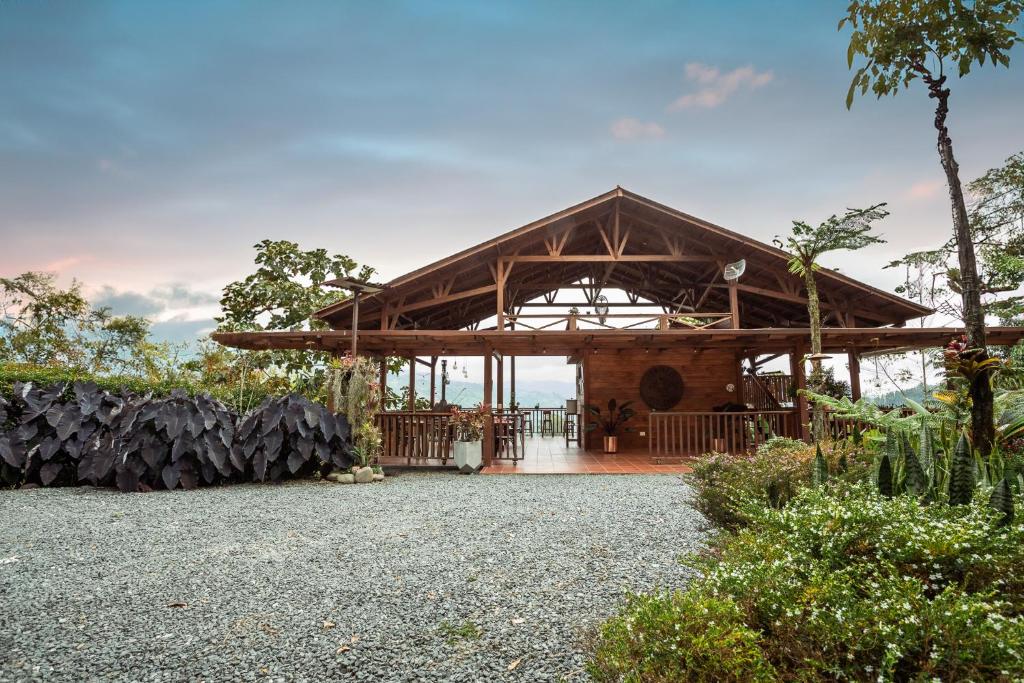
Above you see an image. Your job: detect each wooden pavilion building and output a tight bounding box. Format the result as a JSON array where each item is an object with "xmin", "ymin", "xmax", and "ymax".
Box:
[{"xmin": 214, "ymin": 187, "xmax": 1024, "ymax": 470}]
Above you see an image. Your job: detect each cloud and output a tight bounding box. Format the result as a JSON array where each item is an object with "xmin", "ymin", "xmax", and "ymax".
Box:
[
  {"xmin": 93, "ymin": 287, "xmax": 165, "ymax": 317},
  {"xmin": 609, "ymin": 117, "xmax": 665, "ymax": 140},
  {"xmin": 92, "ymin": 283, "xmax": 220, "ymax": 319},
  {"xmin": 668, "ymin": 63, "xmax": 774, "ymax": 110},
  {"xmin": 904, "ymin": 179, "xmax": 945, "ymax": 200}
]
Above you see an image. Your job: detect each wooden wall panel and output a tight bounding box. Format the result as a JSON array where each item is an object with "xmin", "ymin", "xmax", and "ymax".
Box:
[{"xmin": 583, "ymin": 348, "xmax": 741, "ymax": 451}]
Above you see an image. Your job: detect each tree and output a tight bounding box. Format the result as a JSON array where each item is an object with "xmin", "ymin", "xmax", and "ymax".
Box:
[
  {"xmin": 216, "ymin": 239, "xmax": 376, "ymax": 392},
  {"xmin": 0, "ymin": 271, "xmax": 168, "ymax": 376},
  {"xmin": 841, "ymin": 0, "xmax": 1023, "ymax": 454},
  {"xmin": 775, "ymin": 205, "xmax": 888, "ymax": 440}
]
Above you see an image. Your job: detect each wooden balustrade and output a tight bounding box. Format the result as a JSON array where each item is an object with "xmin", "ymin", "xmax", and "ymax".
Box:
[
  {"xmin": 648, "ymin": 410, "xmax": 800, "ymax": 456},
  {"xmin": 375, "ymin": 412, "xmax": 453, "ymax": 464},
  {"xmin": 742, "ymin": 374, "xmax": 793, "ymax": 409}
]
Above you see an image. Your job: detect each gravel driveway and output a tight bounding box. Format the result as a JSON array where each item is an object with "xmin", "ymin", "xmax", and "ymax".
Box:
[{"xmin": 0, "ymin": 473, "xmax": 705, "ymax": 682}]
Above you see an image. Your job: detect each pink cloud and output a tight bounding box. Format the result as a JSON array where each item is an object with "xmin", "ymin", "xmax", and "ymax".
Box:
[
  {"xmin": 668, "ymin": 63, "xmax": 774, "ymax": 110},
  {"xmin": 610, "ymin": 117, "xmax": 666, "ymax": 140},
  {"xmin": 905, "ymin": 179, "xmax": 945, "ymax": 200}
]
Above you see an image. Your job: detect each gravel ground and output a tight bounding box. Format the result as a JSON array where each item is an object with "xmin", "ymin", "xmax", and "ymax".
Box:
[{"xmin": 0, "ymin": 472, "xmax": 706, "ymax": 682}]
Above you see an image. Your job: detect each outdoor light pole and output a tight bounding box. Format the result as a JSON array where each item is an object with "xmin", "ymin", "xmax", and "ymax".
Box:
[{"xmin": 440, "ymin": 359, "xmax": 448, "ymax": 403}]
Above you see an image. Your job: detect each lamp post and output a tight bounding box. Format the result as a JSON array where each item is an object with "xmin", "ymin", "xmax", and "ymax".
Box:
[
  {"xmin": 324, "ymin": 277, "xmax": 384, "ymax": 358},
  {"xmin": 440, "ymin": 359, "xmax": 448, "ymax": 403}
]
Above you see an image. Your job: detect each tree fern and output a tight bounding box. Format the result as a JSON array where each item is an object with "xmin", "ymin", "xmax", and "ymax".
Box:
[
  {"xmin": 988, "ymin": 478, "xmax": 1015, "ymax": 527},
  {"xmin": 948, "ymin": 434, "xmax": 976, "ymax": 506}
]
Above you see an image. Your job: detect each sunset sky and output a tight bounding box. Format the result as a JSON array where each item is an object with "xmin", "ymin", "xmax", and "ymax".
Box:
[{"xmin": 2, "ymin": 1, "xmax": 1023, "ymax": 385}]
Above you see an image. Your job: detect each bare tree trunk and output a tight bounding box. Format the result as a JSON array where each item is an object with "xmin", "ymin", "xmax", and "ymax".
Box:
[
  {"xmin": 804, "ymin": 268, "xmax": 826, "ymax": 441},
  {"xmin": 923, "ymin": 70, "xmax": 994, "ymax": 455}
]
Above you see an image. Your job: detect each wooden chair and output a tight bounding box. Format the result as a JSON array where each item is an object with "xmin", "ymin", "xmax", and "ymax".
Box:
[{"xmin": 541, "ymin": 410, "xmax": 554, "ymax": 437}]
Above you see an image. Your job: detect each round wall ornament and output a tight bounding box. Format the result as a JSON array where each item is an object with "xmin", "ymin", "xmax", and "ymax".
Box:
[{"xmin": 639, "ymin": 365, "xmax": 684, "ymax": 410}]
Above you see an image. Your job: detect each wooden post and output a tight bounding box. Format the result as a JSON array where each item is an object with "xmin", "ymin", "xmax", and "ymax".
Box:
[
  {"xmin": 848, "ymin": 349, "xmax": 862, "ymax": 401},
  {"xmin": 429, "ymin": 356, "xmax": 437, "ymax": 407},
  {"xmin": 790, "ymin": 343, "xmax": 810, "ymax": 441},
  {"xmin": 728, "ymin": 280, "xmax": 740, "ymax": 328},
  {"xmin": 510, "ymin": 355, "xmax": 516, "ymax": 407},
  {"xmin": 496, "ymin": 354, "xmax": 504, "ymax": 408},
  {"xmin": 379, "ymin": 358, "xmax": 388, "ymax": 409},
  {"xmin": 350, "ymin": 289, "xmax": 361, "ymax": 357},
  {"xmin": 408, "ymin": 356, "xmax": 416, "ymax": 412},
  {"xmin": 482, "ymin": 347, "xmax": 494, "ymax": 467},
  {"xmin": 496, "ymin": 258, "xmax": 505, "ymax": 331},
  {"xmin": 440, "ymin": 359, "xmax": 447, "ymax": 403}
]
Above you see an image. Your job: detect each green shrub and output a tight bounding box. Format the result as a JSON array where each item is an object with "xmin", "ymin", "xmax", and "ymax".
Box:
[
  {"xmin": 0, "ymin": 362, "xmax": 273, "ymax": 413},
  {"xmin": 592, "ymin": 482, "xmax": 1024, "ymax": 681},
  {"xmin": 688, "ymin": 439, "xmax": 871, "ymax": 529},
  {"xmin": 588, "ymin": 590, "xmax": 776, "ymax": 683}
]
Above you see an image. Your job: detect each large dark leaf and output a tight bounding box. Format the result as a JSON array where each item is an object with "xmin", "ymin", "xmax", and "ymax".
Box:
[
  {"xmin": 56, "ymin": 407, "xmax": 82, "ymax": 442},
  {"xmin": 296, "ymin": 437, "xmax": 314, "ymax": 460},
  {"xmin": 319, "ymin": 412, "xmax": 335, "ymax": 442},
  {"xmin": 17, "ymin": 420, "xmax": 39, "ymax": 443},
  {"xmin": 141, "ymin": 445, "xmax": 164, "ymax": 470},
  {"xmin": 0, "ymin": 436, "xmax": 26, "ymax": 468},
  {"xmin": 171, "ymin": 434, "xmax": 192, "ymax": 462},
  {"xmin": 243, "ymin": 431, "xmax": 258, "ymax": 458},
  {"xmin": 205, "ymin": 432, "xmax": 228, "ymax": 471},
  {"xmin": 116, "ymin": 466, "xmax": 140, "ymax": 492},
  {"xmin": 78, "ymin": 449, "xmax": 115, "ymax": 485},
  {"xmin": 40, "ymin": 462, "xmax": 62, "ymax": 486},
  {"xmin": 229, "ymin": 443, "xmax": 245, "ymax": 472},
  {"xmin": 264, "ymin": 429, "xmax": 284, "ymax": 462},
  {"xmin": 253, "ymin": 448, "xmax": 268, "ymax": 481},
  {"xmin": 303, "ymin": 404, "xmax": 321, "ymax": 429},
  {"xmin": 284, "ymin": 401, "xmax": 303, "ymax": 433},
  {"xmin": 38, "ymin": 436, "xmax": 61, "ymax": 461},
  {"xmin": 74, "ymin": 382, "xmax": 103, "ymax": 416},
  {"xmin": 286, "ymin": 450, "xmax": 306, "ymax": 474},
  {"xmin": 162, "ymin": 462, "xmax": 180, "ymax": 490},
  {"xmin": 334, "ymin": 414, "xmax": 351, "ymax": 442},
  {"xmin": 314, "ymin": 439, "xmax": 331, "ymax": 463},
  {"xmin": 238, "ymin": 412, "xmax": 259, "ymax": 441},
  {"xmin": 200, "ymin": 459, "xmax": 216, "ymax": 484},
  {"xmin": 262, "ymin": 401, "xmax": 285, "ymax": 435}
]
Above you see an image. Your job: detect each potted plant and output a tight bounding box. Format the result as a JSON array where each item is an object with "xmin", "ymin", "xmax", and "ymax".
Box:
[
  {"xmin": 450, "ymin": 406, "xmax": 487, "ymax": 473},
  {"xmin": 585, "ymin": 399, "xmax": 636, "ymax": 454}
]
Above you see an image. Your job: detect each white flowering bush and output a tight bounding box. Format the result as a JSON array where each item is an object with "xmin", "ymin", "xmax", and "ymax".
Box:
[{"xmin": 590, "ymin": 482, "xmax": 1024, "ymax": 682}]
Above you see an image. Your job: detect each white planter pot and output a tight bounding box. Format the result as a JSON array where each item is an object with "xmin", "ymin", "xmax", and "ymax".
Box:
[{"xmin": 453, "ymin": 440, "xmax": 483, "ymax": 474}]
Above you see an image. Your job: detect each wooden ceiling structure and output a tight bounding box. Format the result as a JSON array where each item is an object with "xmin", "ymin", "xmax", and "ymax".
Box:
[
  {"xmin": 213, "ymin": 187, "xmax": 1024, "ymax": 358},
  {"xmin": 314, "ymin": 187, "xmax": 931, "ymax": 333}
]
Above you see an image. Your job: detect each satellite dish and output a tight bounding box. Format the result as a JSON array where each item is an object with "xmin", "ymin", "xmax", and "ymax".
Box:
[
  {"xmin": 723, "ymin": 259, "xmax": 746, "ymax": 282},
  {"xmin": 594, "ymin": 294, "xmax": 610, "ymax": 324}
]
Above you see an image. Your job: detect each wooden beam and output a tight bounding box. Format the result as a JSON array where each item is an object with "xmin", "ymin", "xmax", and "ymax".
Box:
[
  {"xmin": 408, "ymin": 356, "xmax": 416, "ymax": 412},
  {"xmin": 790, "ymin": 343, "xmax": 809, "ymax": 442},
  {"xmin": 848, "ymin": 349, "xmax": 862, "ymax": 401},
  {"xmin": 496, "ymin": 258, "xmax": 506, "ymax": 331},
  {"xmin": 508, "ymin": 255, "xmax": 716, "ymax": 263},
  {"xmin": 729, "ymin": 280, "xmax": 740, "ymax": 329}
]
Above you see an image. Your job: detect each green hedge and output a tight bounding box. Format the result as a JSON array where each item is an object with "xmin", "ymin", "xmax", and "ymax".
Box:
[{"xmin": 0, "ymin": 363, "xmax": 275, "ymax": 411}]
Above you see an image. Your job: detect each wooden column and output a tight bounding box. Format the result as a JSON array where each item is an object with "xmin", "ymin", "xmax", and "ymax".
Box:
[
  {"xmin": 379, "ymin": 358, "xmax": 388, "ymax": 409},
  {"xmin": 790, "ymin": 343, "xmax": 810, "ymax": 441},
  {"xmin": 429, "ymin": 356, "xmax": 437, "ymax": 408},
  {"xmin": 510, "ymin": 355, "xmax": 516, "ymax": 407},
  {"xmin": 407, "ymin": 356, "xmax": 416, "ymax": 412},
  {"xmin": 496, "ymin": 258, "xmax": 505, "ymax": 331},
  {"xmin": 848, "ymin": 349, "xmax": 862, "ymax": 401},
  {"xmin": 482, "ymin": 347, "xmax": 494, "ymax": 467},
  {"xmin": 496, "ymin": 354, "xmax": 504, "ymax": 408},
  {"xmin": 729, "ymin": 280, "xmax": 740, "ymax": 328}
]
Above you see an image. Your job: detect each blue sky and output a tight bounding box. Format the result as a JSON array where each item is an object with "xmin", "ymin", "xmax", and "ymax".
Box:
[{"xmin": 2, "ymin": 0, "xmax": 1023, "ymax": 359}]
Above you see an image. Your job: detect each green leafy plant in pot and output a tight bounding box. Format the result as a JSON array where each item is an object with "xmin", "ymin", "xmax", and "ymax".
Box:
[{"xmin": 585, "ymin": 399, "xmax": 636, "ymax": 453}]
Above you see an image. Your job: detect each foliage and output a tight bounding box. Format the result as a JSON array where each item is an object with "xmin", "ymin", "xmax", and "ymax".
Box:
[
  {"xmin": 584, "ymin": 399, "xmax": 636, "ymax": 437},
  {"xmin": 841, "ymin": 0, "xmax": 1022, "ymax": 108},
  {"xmin": 450, "ymin": 406, "xmax": 487, "ymax": 442},
  {"xmin": 773, "ymin": 205, "xmax": 888, "ymax": 439},
  {"xmin": 326, "ymin": 355, "xmax": 383, "ymax": 465},
  {"xmin": 592, "ymin": 482, "xmax": 1024, "ymax": 681},
  {"xmin": 216, "ymin": 239, "xmax": 375, "ymax": 391},
  {"xmin": 0, "ymin": 361, "xmax": 275, "ymax": 414},
  {"xmin": 688, "ymin": 438, "xmax": 872, "ymax": 529},
  {"xmin": 588, "ymin": 590, "xmax": 776, "ymax": 683},
  {"xmin": 1, "ymin": 381, "xmax": 354, "ymax": 491},
  {"xmin": 0, "ymin": 272, "xmax": 177, "ymax": 378}
]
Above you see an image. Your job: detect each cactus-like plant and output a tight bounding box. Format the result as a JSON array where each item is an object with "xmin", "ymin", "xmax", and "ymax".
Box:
[
  {"xmin": 948, "ymin": 433, "xmax": 976, "ymax": 505},
  {"xmin": 811, "ymin": 444, "xmax": 828, "ymax": 487},
  {"xmin": 877, "ymin": 453, "xmax": 893, "ymax": 498},
  {"xmin": 988, "ymin": 478, "xmax": 1015, "ymax": 527},
  {"xmin": 901, "ymin": 432, "xmax": 928, "ymax": 496}
]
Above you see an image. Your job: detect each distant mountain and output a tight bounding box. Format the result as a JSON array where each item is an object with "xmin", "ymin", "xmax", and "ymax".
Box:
[
  {"xmin": 393, "ymin": 372, "xmax": 575, "ymax": 408},
  {"xmin": 865, "ymin": 382, "xmax": 929, "ymax": 407}
]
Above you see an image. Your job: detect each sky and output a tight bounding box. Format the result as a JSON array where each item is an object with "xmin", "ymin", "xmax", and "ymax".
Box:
[{"xmin": 2, "ymin": 1, "xmax": 1023, "ymax": 389}]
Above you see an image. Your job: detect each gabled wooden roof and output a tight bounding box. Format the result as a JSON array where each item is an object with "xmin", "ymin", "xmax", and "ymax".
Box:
[{"xmin": 317, "ymin": 187, "xmax": 931, "ymax": 330}]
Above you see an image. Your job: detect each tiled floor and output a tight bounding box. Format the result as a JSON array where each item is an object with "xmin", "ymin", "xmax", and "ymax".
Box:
[{"xmin": 378, "ymin": 436, "xmax": 694, "ymax": 475}]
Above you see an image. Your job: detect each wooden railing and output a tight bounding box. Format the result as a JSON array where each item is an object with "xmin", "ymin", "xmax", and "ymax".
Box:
[
  {"xmin": 649, "ymin": 410, "xmax": 800, "ymax": 456},
  {"xmin": 510, "ymin": 407, "xmax": 567, "ymax": 436},
  {"xmin": 503, "ymin": 312, "xmax": 733, "ymax": 331},
  {"xmin": 742, "ymin": 374, "xmax": 793, "ymax": 408},
  {"xmin": 376, "ymin": 412, "xmax": 453, "ymax": 464}
]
